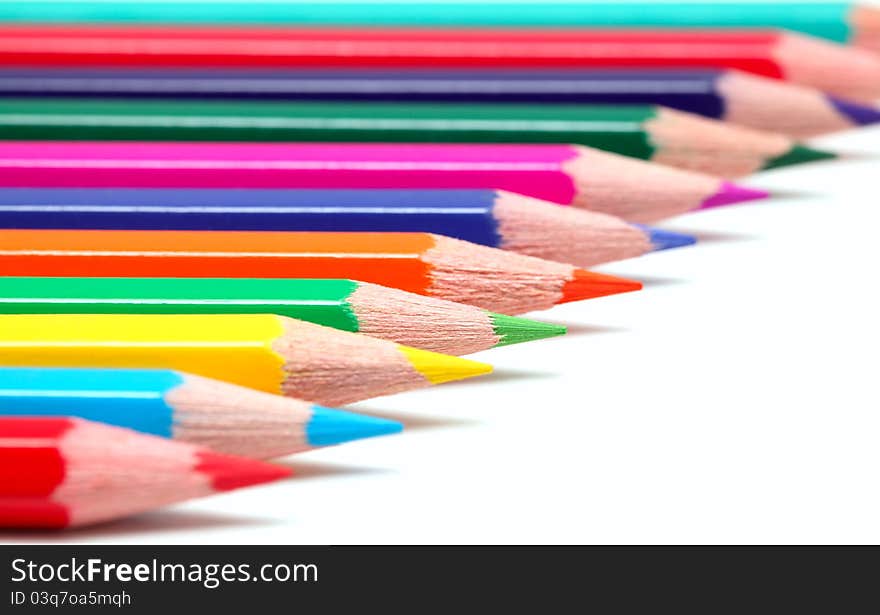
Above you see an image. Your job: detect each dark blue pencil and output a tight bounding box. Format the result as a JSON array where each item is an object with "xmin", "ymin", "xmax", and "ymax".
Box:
[
  {"xmin": 0, "ymin": 67, "xmax": 874, "ymax": 138},
  {"xmin": 0, "ymin": 187, "xmax": 695, "ymax": 268}
]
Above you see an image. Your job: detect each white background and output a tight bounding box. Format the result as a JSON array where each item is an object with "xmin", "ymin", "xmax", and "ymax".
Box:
[{"xmin": 2, "ymin": 0, "xmax": 879, "ymax": 545}]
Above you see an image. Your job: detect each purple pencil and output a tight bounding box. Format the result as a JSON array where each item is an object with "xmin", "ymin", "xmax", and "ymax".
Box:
[{"xmin": 0, "ymin": 67, "xmax": 873, "ymax": 138}]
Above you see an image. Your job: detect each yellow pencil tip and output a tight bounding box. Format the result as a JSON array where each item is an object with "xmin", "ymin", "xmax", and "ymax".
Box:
[{"xmin": 399, "ymin": 346, "xmax": 493, "ymax": 385}]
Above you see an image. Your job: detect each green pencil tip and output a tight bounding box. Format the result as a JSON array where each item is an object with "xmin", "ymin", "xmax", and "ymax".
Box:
[
  {"xmin": 763, "ymin": 144, "xmax": 837, "ymax": 170},
  {"xmin": 490, "ymin": 313, "xmax": 567, "ymax": 347}
]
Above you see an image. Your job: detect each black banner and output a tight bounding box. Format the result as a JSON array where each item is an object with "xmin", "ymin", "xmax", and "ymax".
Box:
[{"xmin": 0, "ymin": 545, "xmax": 875, "ymax": 611}]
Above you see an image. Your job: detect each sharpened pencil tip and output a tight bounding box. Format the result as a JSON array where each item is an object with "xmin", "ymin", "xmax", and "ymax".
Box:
[
  {"xmin": 699, "ymin": 181, "xmax": 770, "ymax": 210},
  {"xmin": 306, "ymin": 406, "xmax": 403, "ymax": 446},
  {"xmin": 560, "ymin": 269, "xmax": 642, "ymax": 304},
  {"xmin": 634, "ymin": 225, "xmax": 697, "ymax": 252},
  {"xmin": 399, "ymin": 346, "xmax": 493, "ymax": 385},
  {"xmin": 828, "ymin": 96, "xmax": 880, "ymax": 126},
  {"xmin": 762, "ymin": 144, "xmax": 837, "ymax": 170},
  {"xmin": 489, "ymin": 312, "xmax": 566, "ymax": 347},
  {"xmin": 196, "ymin": 450, "xmax": 292, "ymax": 492}
]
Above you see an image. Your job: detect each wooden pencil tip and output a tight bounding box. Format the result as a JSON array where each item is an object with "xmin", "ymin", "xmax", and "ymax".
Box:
[
  {"xmin": 699, "ymin": 182, "xmax": 770, "ymax": 210},
  {"xmin": 195, "ymin": 450, "xmax": 292, "ymax": 492},
  {"xmin": 398, "ymin": 345, "xmax": 493, "ymax": 385},
  {"xmin": 305, "ymin": 406, "xmax": 403, "ymax": 446},
  {"xmin": 828, "ymin": 96, "xmax": 880, "ymax": 126},
  {"xmin": 762, "ymin": 144, "xmax": 837, "ymax": 170},
  {"xmin": 560, "ymin": 269, "xmax": 642, "ymax": 304},
  {"xmin": 489, "ymin": 313, "xmax": 566, "ymax": 347}
]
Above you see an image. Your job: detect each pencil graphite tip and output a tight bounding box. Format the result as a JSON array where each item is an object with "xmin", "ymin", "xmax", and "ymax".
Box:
[
  {"xmin": 398, "ymin": 345, "xmax": 493, "ymax": 385},
  {"xmin": 634, "ymin": 225, "xmax": 697, "ymax": 252},
  {"xmin": 762, "ymin": 144, "xmax": 837, "ymax": 170},
  {"xmin": 489, "ymin": 312, "xmax": 566, "ymax": 347},
  {"xmin": 828, "ymin": 96, "xmax": 880, "ymax": 126},
  {"xmin": 560, "ymin": 269, "xmax": 642, "ymax": 304},
  {"xmin": 305, "ymin": 406, "xmax": 403, "ymax": 446},
  {"xmin": 195, "ymin": 450, "xmax": 292, "ymax": 492},
  {"xmin": 699, "ymin": 181, "xmax": 770, "ymax": 210}
]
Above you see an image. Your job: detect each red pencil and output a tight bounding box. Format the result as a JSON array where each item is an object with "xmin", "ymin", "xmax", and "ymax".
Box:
[
  {"xmin": 0, "ymin": 417, "xmax": 291, "ymax": 529},
  {"xmin": 0, "ymin": 24, "xmax": 876, "ymax": 101}
]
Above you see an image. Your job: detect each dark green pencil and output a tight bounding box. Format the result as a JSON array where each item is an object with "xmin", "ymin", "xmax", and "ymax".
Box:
[{"xmin": 0, "ymin": 98, "xmax": 834, "ymax": 178}]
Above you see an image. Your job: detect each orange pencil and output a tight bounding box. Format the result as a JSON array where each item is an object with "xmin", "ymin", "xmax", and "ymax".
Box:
[{"xmin": 0, "ymin": 229, "xmax": 641, "ymax": 314}]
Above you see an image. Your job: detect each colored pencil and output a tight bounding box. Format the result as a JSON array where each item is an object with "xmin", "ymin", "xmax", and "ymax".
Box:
[
  {"xmin": 0, "ymin": 367, "xmax": 403, "ymax": 459},
  {"xmin": 1, "ymin": 25, "xmax": 874, "ymax": 101},
  {"xmin": 0, "ymin": 277, "xmax": 566, "ymax": 355},
  {"xmin": 0, "ymin": 230, "xmax": 641, "ymax": 314},
  {"xmin": 2, "ymin": 1, "xmax": 875, "ymax": 52},
  {"xmin": 0, "ymin": 98, "xmax": 834, "ymax": 178},
  {"xmin": 0, "ymin": 68, "xmax": 868, "ymax": 139},
  {"xmin": 1, "ymin": 68, "xmax": 872, "ymax": 139},
  {"xmin": 0, "ymin": 313, "xmax": 492, "ymax": 406},
  {"xmin": 0, "ymin": 141, "xmax": 768, "ymax": 223},
  {"xmin": 0, "ymin": 188, "xmax": 696, "ymax": 268},
  {"xmin": 0, "ymin": 416, "xmax": 291, "ymax": 529}
]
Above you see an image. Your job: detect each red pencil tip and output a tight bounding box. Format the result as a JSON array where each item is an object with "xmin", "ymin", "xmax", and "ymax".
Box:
[
  {"xmin": 196, "ymin": 450, "xmax": 292, "ymax": 492},
  {"xmin": 560, "ymin": 269, "xmax": 642, "ymax": 303}
]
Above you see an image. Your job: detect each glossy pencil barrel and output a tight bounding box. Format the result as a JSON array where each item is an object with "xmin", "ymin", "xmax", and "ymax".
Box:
[
  {"xmin": 0, "ymin": 367, "xmax": 404, "ymax": 457},
  {"xmin": 0, "ymin": 140, "xmax": 587, "ymax": 205},
  {"xmin": 0, "ymin": 141, "xmax": 767, "ymax": 223},
  {"xmin": 0, "ymin": 98, "xmax": 831, "ymax": 175},
  {"xmin": 0, "ymin": 229, "xmax": 641, "ymax": 314},
  {"xmin": 0, "ymin": 276, "xmax": 370, "ymax": 329},
  {"xmin": 0, "ymin": 187, "xmax": 695, "ymax": 268},
  {"xmin": 0, "ymin": 1, "xmax": 868, "ymax": 46},
  {"xmin": 0, "ymin": 276, "xmax": 567, "ymax": 354},
  {"xmin": 0, "ymin": 98, "xmax": 661, "ymax": 155},
  {"xmin": 3, "ymin": 25, "xmax": 876, "ymax": 100},
  {"xmin": 0, "ymin": 416, "xmax": 291, "ymax": 528},
  {"xmin": 0, "ymin": 68, "xmax": 873, "ymax": 138},
  {"xmin": 0, "ymin": 312, "xmax": 494, "ymax": 404},
  {"xmin": 0, "ymin": 187, "xmax": 509, "ymax": 241}
]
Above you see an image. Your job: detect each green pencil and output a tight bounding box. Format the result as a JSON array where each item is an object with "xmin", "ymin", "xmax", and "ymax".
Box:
[
  {"xmin": 0, "ymin": 98, "xmax": 834, "ymax": 178},
  {"xmin": 0, "ymin": 277, "xmax": 565, "ymax": 356}
]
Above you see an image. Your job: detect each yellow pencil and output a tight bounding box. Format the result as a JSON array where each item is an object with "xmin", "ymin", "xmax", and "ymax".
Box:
[{"xmin": 0, "ymin": 313, "xmax": 492, "ymax": 406}]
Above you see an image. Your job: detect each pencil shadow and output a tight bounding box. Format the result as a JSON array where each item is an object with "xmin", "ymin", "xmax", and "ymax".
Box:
[
  {"xmin": 750, "ymin": 189, "xmax": 824, "ymax": 200},
  {"xmin": 0, "ymin": 510, "xmax": 281, "ymax": 541},
  {"xmin": 817, "ymin": 150, "xmax": 880, "ymax": 161},
  {"xmin": 629, "ymin": 274, "xmax": 688, "ymax": 288},
  {"xmin": 439, "ymin": 367, "xmax": 557, "ymax": 387},
  {"xmin": 685, "ymin": 229, "xmax": 760, "ymax": 244},
  {"xmin": 277, "ymin": 459, "xmax": 394, "ymax": 481},
  {"xmin": 348, "ymin": 406, "xmax": 480, "ymax": 430},
  {"xmin": 539, "ymin": 321, "xmax": 629, "ymax": 336}
]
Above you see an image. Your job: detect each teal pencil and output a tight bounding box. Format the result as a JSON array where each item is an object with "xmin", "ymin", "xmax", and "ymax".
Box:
[{"xmin": 0, "ymin": 1, "xmax": 876, "ymax": 52}]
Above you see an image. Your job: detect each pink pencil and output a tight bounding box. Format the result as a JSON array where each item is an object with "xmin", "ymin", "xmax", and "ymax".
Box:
[{"xmin": 0, "ymin": 141, "xmax": 767, "ymax": 222}]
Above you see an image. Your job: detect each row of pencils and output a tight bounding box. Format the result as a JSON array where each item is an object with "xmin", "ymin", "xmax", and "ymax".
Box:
[{"xmin": 0, "ymin": 0, "xmax": 876, "ymax": 530}]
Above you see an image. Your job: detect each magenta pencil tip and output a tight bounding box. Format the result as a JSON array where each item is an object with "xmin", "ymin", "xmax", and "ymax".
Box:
[{"xmin": 699, "ymin": 182, "xmax": 770, "ymax": 210}]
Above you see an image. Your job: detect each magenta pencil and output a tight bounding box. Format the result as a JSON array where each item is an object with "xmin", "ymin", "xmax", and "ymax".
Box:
[{"xmin": 0, "ymin": 141, "xmax": 767, "ymax": 222}]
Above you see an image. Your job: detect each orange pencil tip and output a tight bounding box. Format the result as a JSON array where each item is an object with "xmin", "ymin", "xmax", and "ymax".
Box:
[
  {"xmin": 560, "ymin": 269, "xmax": 643, "ymax": 303},
  {"xmin": 196, "ymin": 450, "xmax": 292, "ymax": 492}
]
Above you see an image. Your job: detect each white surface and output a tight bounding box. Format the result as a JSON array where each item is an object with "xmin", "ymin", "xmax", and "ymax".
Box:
[{"xmin": 1, "ymin": 125, "xmax": 876, "ymax": 545}]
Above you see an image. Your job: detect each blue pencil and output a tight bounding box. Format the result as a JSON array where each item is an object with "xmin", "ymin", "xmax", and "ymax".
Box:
[
  {"xmin": 0, "ymin": 187, "xmax": 694, "ymax": 268},
  {"xmin": 0, "ymin": 367, "xmax": 402, "ymax": 459}
]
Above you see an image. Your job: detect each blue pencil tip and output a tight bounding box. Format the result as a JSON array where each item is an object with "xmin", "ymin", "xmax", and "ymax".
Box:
[
  {"xmin": 635, "ymin": 224, "xmax": 697, "ymax": 252},
  {"xmin": 306, "ymin": 406, "xmax": 403, "ymax": 447}
]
